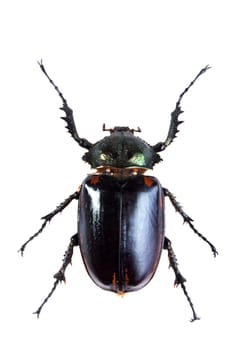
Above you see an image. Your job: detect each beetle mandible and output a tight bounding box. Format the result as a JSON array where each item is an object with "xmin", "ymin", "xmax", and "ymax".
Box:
[{"xmin": 19, "ymin": 62, "xmax": 218, "ymax": 321}]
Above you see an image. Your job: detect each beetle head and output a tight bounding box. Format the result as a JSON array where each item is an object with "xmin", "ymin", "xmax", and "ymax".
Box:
[{"xmin": 82, "ymin": 126, "xmax": 162, "ymax": 169}]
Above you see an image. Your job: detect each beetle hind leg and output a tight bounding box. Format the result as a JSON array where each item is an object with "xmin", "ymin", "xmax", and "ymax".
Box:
[
  {"xmin": 33, "ymin": 234, "xmax": 79, "ymax": 317},
  {"xmin": 164, "ymin": 237, "xmax": 200, "ymax": 322}
]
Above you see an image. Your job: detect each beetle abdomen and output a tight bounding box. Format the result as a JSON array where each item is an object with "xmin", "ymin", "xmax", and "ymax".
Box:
[{"xmin": 78, "ymin": 174, "xmax": 164, "ymax": 293}]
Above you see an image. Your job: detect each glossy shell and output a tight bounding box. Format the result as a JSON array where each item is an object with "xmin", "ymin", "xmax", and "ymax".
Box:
[{"xmin": 78, "ymin": 173, "xmax": 165, "ymax": 293}]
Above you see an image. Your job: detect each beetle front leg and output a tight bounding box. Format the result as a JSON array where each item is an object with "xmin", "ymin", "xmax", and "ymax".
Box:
[
  {"xmin": 163, "ymin": 188, "xmax": 218, "ymax": 257},
  {"xmin": 33, "ymin": 233, "xmax": 79, "ymax": 317},
  {"xmin": 164, "ymin": 237, "xmax": 200, "ymax": 322},
  {"xmin": 18, "ymin": 190, "xmax": 80, "ymax": 255}
]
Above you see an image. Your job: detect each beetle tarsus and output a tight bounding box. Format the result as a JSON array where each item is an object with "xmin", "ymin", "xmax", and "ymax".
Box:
[
  {"xmin": 18, "ymin": 220, "xmax": 47, "ymax": 256},
  {"xmin": 180, "ymin": 282, "xmax": 201, "ymax": 322},
  {"xmin": 187, "ymin": 220, "xmax": 218, "ymax": 257},
  {"xmin": 33, "ymin": 279, "xmax": 60, "ymax": 318},
  {"xmin": 33, "ymin": 234, "xmax": 79, "ymax": 317},
  {"xmin": 164, "ymin": 237, "xmax": 200, "ymax": 322},
  {"xmin": 163, "ymin": 187, "xmax": 218, "ymax": 257},
  {"xmin": 18, "ymin": 191, "xmax": 79, "ymax": 255}
]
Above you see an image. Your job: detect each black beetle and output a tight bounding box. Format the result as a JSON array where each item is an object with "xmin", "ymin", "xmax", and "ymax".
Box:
[{"xmin": 19, "ymin": 62, "xmax": 218, "ymax": 321}]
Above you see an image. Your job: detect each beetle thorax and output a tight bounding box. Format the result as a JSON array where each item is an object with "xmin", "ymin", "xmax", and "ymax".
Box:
[{"xmin": 82, "ymin": 128, "xmax": 160, "ymax": 169}]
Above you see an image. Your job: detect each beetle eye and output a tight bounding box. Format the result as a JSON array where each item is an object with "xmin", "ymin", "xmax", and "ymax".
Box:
[
  {"xmin": 100, "ymin": 153, "xmax": 111, "ymax": 161},
  {"xmin": 128, "ymin": 153, "xmax": 145, "ymax": 166}
]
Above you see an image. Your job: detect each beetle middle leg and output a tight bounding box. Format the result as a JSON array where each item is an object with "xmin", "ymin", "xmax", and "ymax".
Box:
[
  {"xmin": 33, "ymin": 233, "xmax": 79, "ymax": 317},
  {"xmin": 18, "ymin": 190, "xmax": 80, "ymax": 255},
  {"xmin": 163, "ymin": 187, "xmax": 218, "ymax": 257},
  {"xmin": 164, "ymin": 237, "xmax": 200, "ymax": 322}
]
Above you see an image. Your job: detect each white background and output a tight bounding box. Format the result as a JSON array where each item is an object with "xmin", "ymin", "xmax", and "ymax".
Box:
[{"xmin": 1, "ymin": 1, "xmax": 232, "ymax": 349}]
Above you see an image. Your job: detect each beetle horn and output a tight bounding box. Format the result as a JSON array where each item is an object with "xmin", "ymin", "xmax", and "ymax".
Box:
[
  {"xmin": 153, "ymin": 65, "xmax": 210, "ymax": 153},
  {"xmin": 38, "ymin": 60, "xmax": 93, "ymax": 150}
]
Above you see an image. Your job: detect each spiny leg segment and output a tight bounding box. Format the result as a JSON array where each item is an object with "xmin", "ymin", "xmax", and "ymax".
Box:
[
  {"xmin": 163, "ymin": 187, "xmax": 218, "ymax": 257},
  {"xmin": 18, "ymin": 191, "xmax": 79, "ymax": 255}
]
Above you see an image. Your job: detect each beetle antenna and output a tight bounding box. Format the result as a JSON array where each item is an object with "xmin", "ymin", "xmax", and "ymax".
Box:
[
  {"xmin": 153, "ymin": 65, "xmax": 211, "ymax": 152},
  {"xmin": 38, "ymin": 60, "xmax": 93, "ymax": 150}
]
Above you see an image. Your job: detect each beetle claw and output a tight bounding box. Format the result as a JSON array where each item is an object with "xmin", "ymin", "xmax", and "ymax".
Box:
[{"xmin": 190, "ymin": 315, "xmax": 201, "ymax": 322}]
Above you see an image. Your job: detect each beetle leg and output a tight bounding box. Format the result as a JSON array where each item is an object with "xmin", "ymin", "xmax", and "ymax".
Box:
[
  {"xmin": 33, "ymin": 234, "xmax": 79, "ymax": 317},
  {"xmin": 164, "ymin": 237, "xmax": 200, "ymax": 322},
  {"xmin": 163, "ymin": 187, "xmax": 218, "ymax": 257},
  {"xmin": 18, "ymin": 191, "xmax": 79, "ymax": 255}
]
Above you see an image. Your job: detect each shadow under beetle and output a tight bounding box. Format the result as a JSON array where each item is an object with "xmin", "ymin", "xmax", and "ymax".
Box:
[{"xmin": 19, "ymin": 62, "xmax": 218, "ymax": 321}]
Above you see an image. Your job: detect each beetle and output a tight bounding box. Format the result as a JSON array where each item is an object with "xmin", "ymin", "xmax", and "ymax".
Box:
[{"xmin": 19, "ymin": 61, "xmax": 218, "ymax": 321}]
